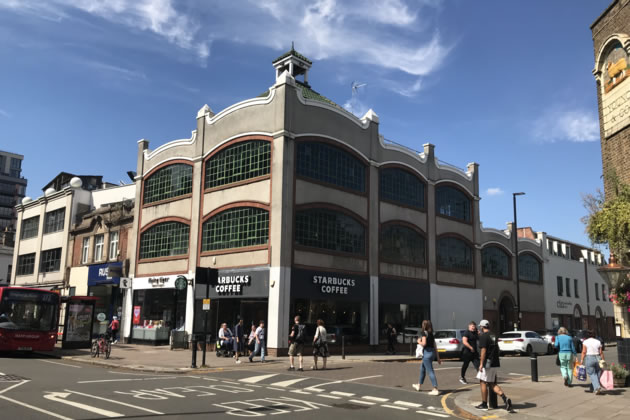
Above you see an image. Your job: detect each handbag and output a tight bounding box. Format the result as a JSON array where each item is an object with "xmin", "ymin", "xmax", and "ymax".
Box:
[
  {"xmin": 600, "ymin": 370, "xmax": 614, "ymax": 390},
  {"xmin": 555, "ymin": 354, "xmax": 560, "ymax": 366},
  {"xmin": 415, "ymin": 344, "xmax": 424, "ymax": 358},
  {"xmin": 572, "ymin": 360, "xmax": 579, "ymax": 378}
]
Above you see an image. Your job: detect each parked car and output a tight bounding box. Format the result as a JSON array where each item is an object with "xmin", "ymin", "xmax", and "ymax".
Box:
[
  {"xmin": 498, "ymin": 331, "xmax": 548, "ymax": 356},
  {"xmin": 570, "ymin": 329, "xmax": 606, "ymax": 351},
  {"xmin": 535, "ymin": 329, "xmax": 558, "ymax": 354},
  {"xmin": 397, "ymin": 327, "xmax": 422, "ymax": 344},
  {"xmin": 434, "ymin": 329, "xmax": 466, "ymax": 359}
]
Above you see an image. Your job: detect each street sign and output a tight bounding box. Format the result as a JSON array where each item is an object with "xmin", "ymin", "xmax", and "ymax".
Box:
[
  {"xmin": 203, "ymin": 298, "xmax": 211, "ymax": 311},
  {"xmin": 120, "ymin": 277, "xmax": 132, "ymax": 289}
]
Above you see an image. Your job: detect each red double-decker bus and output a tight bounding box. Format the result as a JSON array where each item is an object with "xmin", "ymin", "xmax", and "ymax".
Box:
[{"xmin": 0, "ymin": 287, "xmax": 60, "ymax": 352}]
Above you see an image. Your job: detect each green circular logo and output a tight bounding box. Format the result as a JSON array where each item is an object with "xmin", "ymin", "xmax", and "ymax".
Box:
[{"xmin": 175, "ymin": 276, "xmax": 188, "ymax": 290}]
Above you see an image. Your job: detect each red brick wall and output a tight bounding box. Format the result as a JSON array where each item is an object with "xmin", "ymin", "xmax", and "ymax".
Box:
[{"xmin": 71, "ymin": 235, "xmax": 83, "ymax": 266}]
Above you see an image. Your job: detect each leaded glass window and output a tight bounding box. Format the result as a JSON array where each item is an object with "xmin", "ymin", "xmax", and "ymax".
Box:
[
  {"xmin": 205, "ymin": 141, "xmax": 271, "ymax": 189},
  {"xmin": 143, "ymin": 164, "xmax": 193, "ymax": 204},
  {"xmin": 380, "ymin": 224, "xmax": 426, "ymax": 265},
  {"xmin": 436, "ymin": 186, "xmax": 471, "ymax": 222},
  {"xmin": 139, "ymin": 222, "xmax": 189, "ymax": 259},
  {"xmin": 16, "ymin": 253, "xmax": 35, "ymax": 276},
  {"xmin": 20, "ymin": 216, "xmax": 39, "ymax": 239},
  {"xmin": 518, "ymin": 254, "xmax": 541, "ymax": 282},
  {"xmin": 380, "ymin": 168, "xmax": 425, "ymax": 208},
  {"xmin": 295, "ymin": 208, "xmax": 365, "ymax": 254},
  {"xmin": 44, "ymin": 208, "xmax": 65, "ymax": 234},
  {"xmin": 202, "ymin": 207, "xmax": 269, "ymax": 251},
  {"xmin": 437, "ymin": 236, "xmax": 472, "ymax": 272},
  {"xmin": 296, "ymin": 142, "xmax": 366, "ymax": 193},
  {"xmin": 481, "ymin": 246, "xmax": 510, "ymax": 277},
  {"xmin": 40, "ymin": 248, "xmax": 62, "ymax": 273}
]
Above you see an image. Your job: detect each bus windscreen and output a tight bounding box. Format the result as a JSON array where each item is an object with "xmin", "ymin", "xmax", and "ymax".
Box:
[{"xmin": 0, "ymin": 289, "xmax": 58, "ymax": 332}]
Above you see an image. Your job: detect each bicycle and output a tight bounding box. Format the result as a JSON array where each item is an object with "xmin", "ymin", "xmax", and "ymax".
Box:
[{"xmin": 90, "ymin": 333, "xmax": 112, "ymax": 359}]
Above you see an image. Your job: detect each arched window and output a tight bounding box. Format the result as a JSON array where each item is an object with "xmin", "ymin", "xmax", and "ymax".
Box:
[
  {"xmin": 437, "ymin": 236, "xmax": 472, "ymax": 272},
  {"xmin": 139, "ymin": 221, "xmax": 189, "ymax": 259},
  {"xmin": 202, "ymin": 207, "xmax": 269, "ymax": 252},
  {"xmin": 436, "ymin": 185, "xmax": 471, "ymax": 222},
  {"xmin": 519, "ymin": 254, "xmax": 541, "ymax": 282},
  {"xmin": 380, "ymin": 168, "xmax": 425, "ymax": 209},
  {"xmin": 380, "ymin": 224, "xmax": 426, "ymax": 265},
  {"xmin": 143, "ymin": 164, "xmax": 193, "ymax": 204},
  {"xmin": 295, "ymin": 208, "xmax": 365, "ymax": 254},
  {"xmin": 205, "ymin": 140, "xmax": 271, "ymax": 189},
  {"xmin": 296, "ymin": 142, "xmax": 366, "ymax": 193},
  {"xmin": 482, "ymin": 246, "xmax": 510, "ymax": 278}
]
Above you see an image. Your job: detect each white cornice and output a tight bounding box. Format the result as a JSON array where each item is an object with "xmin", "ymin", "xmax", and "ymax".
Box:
[
  {"xmin": 294, "ymin": 86, "xmax": 372, "ymax": 129},
  {"xmin": 204, "ymin": 88, "xmax": 276, "ymax": 126},
  {"xmin": 143, "ymin": 130, "xmax": 198, "ymax": 161}
]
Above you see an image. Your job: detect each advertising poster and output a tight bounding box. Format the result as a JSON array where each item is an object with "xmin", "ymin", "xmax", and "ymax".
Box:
[
  {"xmin": 133, "ymin": 306, "xmax": 141, "ymax": 325},
  {"xmin": 65, "ymin": 303, "xmax": 94, "ymax": 343}
]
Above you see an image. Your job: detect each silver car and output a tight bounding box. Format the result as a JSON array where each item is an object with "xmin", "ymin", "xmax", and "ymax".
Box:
[{"xmin": 434, "ymin": 329, "xmax": 466, "ymax": 359}]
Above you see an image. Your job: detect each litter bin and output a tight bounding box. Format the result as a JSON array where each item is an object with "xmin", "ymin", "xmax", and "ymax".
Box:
[{"xmin": 170, "ymin": 330, "xmax": 189, "ymax": 350}]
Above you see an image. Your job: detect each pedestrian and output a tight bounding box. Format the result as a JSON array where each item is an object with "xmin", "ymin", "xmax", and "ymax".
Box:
[
  {"xmin": 312, "ymin": 319, "xmax": 329, "ymax": 370},
  {"xmin": 233, "ymin": 318, "xmax": 245, "ymax": 364},
  {"xmin": 218, "ymin": 322, "xmax": 234, "ymax": 348},
  {"xmin": 108, "ymin": 316, "xmax": 120, "ymax": 344},
  {"xmin": 247, "ymin": 324, "xmax": 257, "ymax": 356},
  {"xmin": 554, "ymin": 327, "xmax": 576, "ymax": 387},
  {"xmin": 386, "ymin": 323, "xmax": 397, "ymax": 355},
  {"xmin": 460, "ymin": 321, "xmax": 480, "ymax": 384},
  {"xmin": 580, "ymin": 329, "xmax": 605, "ymax": 394},
  {"xmin": 412, "ymin": 320, "xmax": 441, "ymax": 395},
  {"xmin": 288, "ymin": 315, "xmax": 306, "ymax": 371},
  {"xmin": 475, "ymin": 319, "xmax": 512, "ymax": 411},
  {"xmin": 249, "ymin": 320, "xmax": 266, "ymax": 363}
]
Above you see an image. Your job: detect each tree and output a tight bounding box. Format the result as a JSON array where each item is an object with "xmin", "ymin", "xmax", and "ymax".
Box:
[{"xmin": 582, "ymin": 174, "xmax": 630, "ymax": 264}]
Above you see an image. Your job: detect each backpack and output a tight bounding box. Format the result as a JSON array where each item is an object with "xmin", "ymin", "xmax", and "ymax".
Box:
[{"xmin": 295, "ymin": 324, "xmax": 305, "ymax": 342}]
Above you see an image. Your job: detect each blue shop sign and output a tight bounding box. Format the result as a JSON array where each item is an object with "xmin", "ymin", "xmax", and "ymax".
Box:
[{"xmin": 88, "ymin": 262, "xmax": 122, "ymax": 286}]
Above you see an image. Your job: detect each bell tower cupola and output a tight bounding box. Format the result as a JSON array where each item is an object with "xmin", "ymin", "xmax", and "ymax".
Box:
[{"xmin": 272, "ymin": 43, "xmax": 312, "ymax": 85}]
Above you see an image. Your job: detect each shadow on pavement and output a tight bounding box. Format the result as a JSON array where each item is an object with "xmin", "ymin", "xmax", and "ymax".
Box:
[{"xmin": 511, "ymin": 402, "xmax": 537, "ymax": 410}]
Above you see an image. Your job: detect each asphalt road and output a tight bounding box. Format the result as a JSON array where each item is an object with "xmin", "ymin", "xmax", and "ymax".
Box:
[{"xmin": 0, "ymin": 348, "xmax": 617, "ymax": 419}]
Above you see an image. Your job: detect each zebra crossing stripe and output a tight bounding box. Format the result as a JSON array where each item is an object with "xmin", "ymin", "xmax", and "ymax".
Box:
[
  {"xmin": 362, "ymin": 396, "xmax": 389, "ymax": 402},
  {"xmin": 382, "ymin": 404, "xmax": 408, "ymax": 411},
  {"xmin": 349, "ymin": 399, "xmax": 375, "ymax": 406},
  {"xmin": 416, "ymin": 409, "xmax": 450, "ymax": 417},
  {"xmin": 394, "ymin": 401, "xmax": 422, "ymax": 408},
  {"xmin": 239, "ymin": 374, "xmax": 278, "ymax": 384},
  {"xmin": 269, "ymin": 378, "xmax": 309, "ymax": 387},
  {"xmin": 330, "ymin": 391, "xmax": 355, "ymax": 397}
]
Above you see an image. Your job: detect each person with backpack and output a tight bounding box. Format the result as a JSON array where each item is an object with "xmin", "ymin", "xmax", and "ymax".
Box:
[
  {"xmin": 476, "ymin": 319, "xmax": 512, "ymax": 412},
  {"xmin": 288, "ymin": 315, "xmax": 306, "ymax": 371}
]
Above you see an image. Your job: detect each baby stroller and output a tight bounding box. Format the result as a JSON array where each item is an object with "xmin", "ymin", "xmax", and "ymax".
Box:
[{"xmin": 216, "ymin": 338, "xmax": 234, "ymax": 357}]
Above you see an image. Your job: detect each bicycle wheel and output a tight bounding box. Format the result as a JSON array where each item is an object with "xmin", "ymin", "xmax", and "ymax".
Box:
[
  {"xmin": 104, "ymin": 341, "xmax": 111, "ymax": 359},
  {"xmin": 90, "ymin": 340, "xmax": 98, "ymax": 358}
]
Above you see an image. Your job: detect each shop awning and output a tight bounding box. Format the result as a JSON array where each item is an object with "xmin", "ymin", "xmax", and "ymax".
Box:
[{"xmin": 88, "ymin": 262, "xmax": 122, "ymax": 286}]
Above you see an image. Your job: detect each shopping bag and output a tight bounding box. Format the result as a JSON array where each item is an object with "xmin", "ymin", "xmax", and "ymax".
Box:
[
  {"xmin": 415, "ymin": 344, "xmax": 424, "ymax": 358},
  {"xmin": 572, "ymin": 361, "xmax": 579, "ymax": 378},
  {"xmin": 600, "ymin": 370, "xmax": 614, "ymax": 390},
  {"xmin": 577, "ymin": 365, "xmax": 587, "ymax": 382}
]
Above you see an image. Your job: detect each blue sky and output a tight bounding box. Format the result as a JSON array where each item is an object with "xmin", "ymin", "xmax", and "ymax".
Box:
[{"xmin": 0, "ymin": 0, "xmax": 612, "ymax": 249}]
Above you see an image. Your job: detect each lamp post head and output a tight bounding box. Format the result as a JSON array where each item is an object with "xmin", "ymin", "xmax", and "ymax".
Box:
[{"xmin": 513, "ymin": 192, "xmax": 525, "ymax": 197}]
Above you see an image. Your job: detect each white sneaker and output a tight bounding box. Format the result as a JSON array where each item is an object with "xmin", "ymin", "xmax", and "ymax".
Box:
[
  {"xmin": 235, "ymin": 360, "xmax": 242, "ymax": 364},
  {"xmin": 412, "ymin": 384, "xmax": 420, "ymax": 391},
  {"xmin": 429, "ymin": 389, "xmax": 440, "ymax": 396}
]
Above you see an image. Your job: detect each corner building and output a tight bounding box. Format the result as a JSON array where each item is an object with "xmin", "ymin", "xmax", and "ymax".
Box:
[{"xmin": 126, "ymin": 50, "xmax": 541, "ymax": 353}]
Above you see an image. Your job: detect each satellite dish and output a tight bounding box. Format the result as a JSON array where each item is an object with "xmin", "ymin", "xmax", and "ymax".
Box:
[
  {"xmin": 70, "ymin": 177, "xmax": 83, "ymax": 189},
  {"xmin": 44, "ymin": 187, "xmax": 56, "ymax": 196}
]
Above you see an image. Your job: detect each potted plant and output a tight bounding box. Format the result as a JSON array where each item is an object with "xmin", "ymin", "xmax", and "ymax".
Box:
[{"xmin": 610, "ymin": 363, "xmax": 629, "ymax": 387}]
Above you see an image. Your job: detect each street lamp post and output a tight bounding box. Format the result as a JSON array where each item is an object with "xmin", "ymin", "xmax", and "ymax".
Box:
[{"xmin": 513, "ymin": 192, "xmax": 525, "ymax": 331}]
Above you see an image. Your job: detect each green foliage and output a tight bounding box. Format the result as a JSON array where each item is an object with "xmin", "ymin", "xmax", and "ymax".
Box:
[
  {"xmin": 610, "ymin": 363, "xmax": 629, "ymax": 379},
  {"xmin": 583, "ymin": 175, "xmax": 630, "ymax": 261}
]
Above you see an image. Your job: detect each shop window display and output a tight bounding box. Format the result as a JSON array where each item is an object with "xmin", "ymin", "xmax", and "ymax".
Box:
[
  {"xmin": 379, "ymin": 303, "xmax": 428, "ymax": 344},
  {"xmin": 132, "ymin": 289, "xmax": 187, "ymax": 344}
]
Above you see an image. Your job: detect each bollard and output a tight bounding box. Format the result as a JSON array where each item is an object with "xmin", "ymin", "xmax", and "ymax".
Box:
[
  {"xmin": 530, "ymin": 352, "xmax": 538, "ymax": 382},
  {"xmin": 201, "ymin": 333, "xmax": 208, "ymax": 367},
  {"xmin": 488, "ymin": 381, "xmax": 498, "ymax": 409},
  {"xmin": 342, "ymin": 336, "xmax": 345, "ymax": 360},
  {"xmin": 191, "ymin": 335, "xmax": 198, "ymax": 369}
]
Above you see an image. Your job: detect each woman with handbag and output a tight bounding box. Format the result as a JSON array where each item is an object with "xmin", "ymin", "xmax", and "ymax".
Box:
[
  {"xmin": 580, "ymin": 329, "xmax": 605, "ymax": 394},
  {"xmin": 554, "ymin": 327, "xmax": 576, "ymax": 387},
  {"xmin": 312, "ymin": 319, "xmax": 329, "ymax": 370},
  {"xmin": 412, "ymin": 320, "xmax": 441, "ymax": 395}
]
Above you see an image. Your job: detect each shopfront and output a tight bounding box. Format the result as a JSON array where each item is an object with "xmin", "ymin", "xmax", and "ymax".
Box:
[
  {"xmin": 87, "ymin": 262, "xmax": 123, "ymax": 335},
  {"xmin": 194, "ymin": 268, "xmax": 269, "ymax": 337},
  {"xmin": 131, "ymin": 274, "xmax": 189, "ymax": 345},
  {"xmin": 290, "ymin": 268, "xmax": 370, "ymax": 345},
  {"xmin": 378, "ymin": 277, "xmax": 430, "ymax": 345}
]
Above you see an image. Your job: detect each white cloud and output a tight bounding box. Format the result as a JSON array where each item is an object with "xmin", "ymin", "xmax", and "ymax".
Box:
[
  {"xmin": 389, "ymin": 78, "xmax": 423, "ymax": 97},
  {"xmin": 486, "ymin": 187, "xmax": 504, "ymax": 196},
  {"xmin": 343, "ymin": 96, "xmax": 370, "ymax": 117},
  {"xmin": 81, "ymin": 60, "xmax": 147, "ymax": 81},
  {"xmin": 1, "ymin": 0, "xmax": 448, "ymax": 95},
  {"xmin": 532, "ymin": 109, "xmax": 600, "ymax": 143}
]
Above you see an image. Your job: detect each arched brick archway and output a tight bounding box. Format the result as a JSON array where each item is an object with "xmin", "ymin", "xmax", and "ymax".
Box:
[{"xmin": 498, "ymin": 293, "xmax": 516, "ymax": 333}]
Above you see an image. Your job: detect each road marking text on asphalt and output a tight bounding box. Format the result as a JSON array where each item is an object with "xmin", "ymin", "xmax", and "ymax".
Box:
[
  {"xmin": 0, "ymin": 395, "xmax": 72, "ymax": 420},
  {"xmin": 63, "ymin": 389, "xmax": 164, "ymax": 415},
  {"xmin": 44, "ymin": 392, "xmax": 123, "ymax": 418},
  {"xmin": 39, "ymin": 360, "xmax": 82, "ymax": 369},
  {"xmin": 214, "ymin": 396, "xmax": 329, "ymax": 417}
]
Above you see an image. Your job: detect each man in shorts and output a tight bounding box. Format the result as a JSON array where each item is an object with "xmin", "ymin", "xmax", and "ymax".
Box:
[
  {"xmin": 476, "ymin": 319, "xmax": 512, "ymax": 412},
  {"xmin": 288, "ymin": 315, "xmax": 305, "ymax": 371}
]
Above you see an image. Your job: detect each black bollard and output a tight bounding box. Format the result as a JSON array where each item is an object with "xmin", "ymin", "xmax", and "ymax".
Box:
[
  {"xmin": 342, "ymin": 336, "xmax": 345, "ymax": 360},
  {"xmin": 191, "ymin": 335, "xmax": 198, "ymax": 369},
  {"xmin": 530, "ymin": 353, "xmax": 538, "ymax": 382},
  {"xmin": 488, "ymin": 384, "xmax": 498, "ymax": 409}
]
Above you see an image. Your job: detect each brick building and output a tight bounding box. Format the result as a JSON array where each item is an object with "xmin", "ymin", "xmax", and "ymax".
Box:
[{"xmin": 591, "ymin": 0, "xmax": 630, "ymax": 194}]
